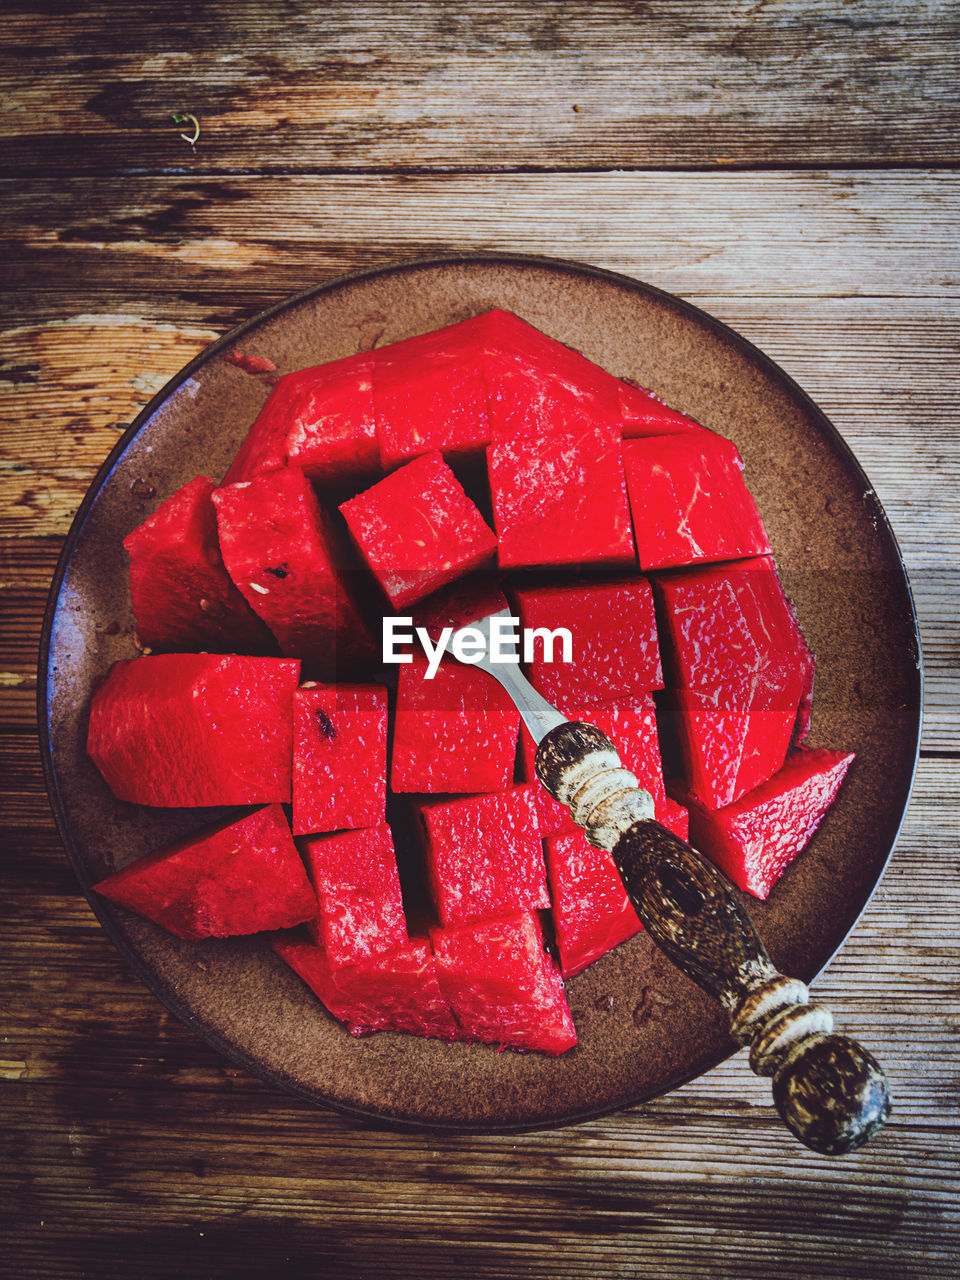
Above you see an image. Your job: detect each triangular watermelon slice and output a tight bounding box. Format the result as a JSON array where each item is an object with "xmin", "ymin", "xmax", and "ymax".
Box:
[{"xmin": 93, "ymin": 805, "xmax": 316, "ymax": 939}]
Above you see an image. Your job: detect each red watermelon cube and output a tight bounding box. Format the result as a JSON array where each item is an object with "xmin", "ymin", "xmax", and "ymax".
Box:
[
  {"xmin": 411, "ymin": 573, "xmax": 509, "ymax": 641},
  {"xmin": 479, "ymin": 309, "xmax": 623, "ymax": 441},
  {"xmin": 224, "ymin": 352, "xmax": 379, "ymax": 486},
  {"xmin": 87, "ymin": 654, "xmax": 299, "ymax": 807},
  {"xmin": 654, "ymin": 557, "xmax": 814, "ymax": 808},
  {"xmin": 292, "ymin": 683, "xmax": 387, "ymax": 835},
  {"xmin": 671, "ymin": 747, "xmax": 855, "ymax": 900},
  {"xmin": 390, "ymin": 656, "xmax": 519, "ymax": 795},
  {"xmin": 513, "ymin": 576, "xmax": 662, "ymax": 705},
  {"xmin": 487, "ymin": 416, "xmax": 635, "ymax": 569},
  {"xmin": 272, "ymin": 930, "xmax": 459, "ymax": 1040},
  {"xmin": 92, "ymin": 805, "xmax": 316, "ymax": 939},
  {"xmin": 212, "ymin": 467, "xmax": 375, "ymax": 675},
  {"xmin": 339, "ymin": 451, "xmax": 497, "ymax": 609},
  {"xmin": 372, "ymin": 316, "xmax": 491, "ymax": 467},
  {"xmin": 123, "ymin": 476, "xmax": 274, "ymax": 654},
  {"xmin": 617, "ymin": 379, "xmax": 707, "ymax": 437},
  {"xmin": 418, "ymin": 786, "xmax": 548, "ymax": 926},
  {"xmin": 544, "ymin": 830, "xmax": 642, "ymax": 978},
  {"xmin": 300, "ymin": 825, "xmax": 407, "ymax": 965},
  {"xmin": 624, "ymin": 432, "xmax": 771, "ymax": 570},
  {"xmin": 430, "ymin": 911, "xmax": 577, "ymax": 1055}
]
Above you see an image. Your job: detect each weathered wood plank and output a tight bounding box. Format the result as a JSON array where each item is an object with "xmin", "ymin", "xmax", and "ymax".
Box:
[
  {"xmin": 2, "ymin": 0, "xmax": 959, "ymax": 174},
  {"xmin": 4, "ymin": 173, "xmax": 958, "ymax": 303}
]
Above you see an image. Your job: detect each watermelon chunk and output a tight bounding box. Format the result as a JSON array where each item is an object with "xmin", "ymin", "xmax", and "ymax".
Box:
[
  {"xmin": 487, "ymin": 416, "xmax": 635, "ymax": 569},
  {"xmin": 271, "ymin": 930, "xmax": 459, "ymax": 1040},
  {"xmin": 390, "ymin": 656, "xmax": 519, "ymax": 795},
  {"xmin": 411, "ymin": 573, "xmax": 509, "ymax": 642},
  {"xmin": 673, "ymin": 747, "xmax": 855, "ymax": 899},
  {"xmin": 654, "ymin": 557, "xmax": 814, "ymax": 808},
  {"xmin": 617, "ymin": 379, "xmax": 707, "ymax": 438},
  {"xmin": 92, "ymin": 805, "xmax": 316, "ymax": 939},
  {"xmin": 430, "ymin": 911, "xmax": 577, "ymax": 1055},
  {"xmin": 301, "ymin": 825, "xmax": 407, "ymax": 965},
  {"xmin": 212, "ymin": 467, "xmax": 375, "ymax": 675},
  {"xmin": 520, "ymin": 696, "xmax": 671, "ymax": 838},
  {"xmin": 418, "ymin": 786, "xmax": 548, "ymax": 926},
  {"xmin": 544, "ymin": 830, "xmax": 642, "ymax": 978},
  {"xmin": 513, "ymin": 576, "xmax": 662, "ymax": 705},
  {"xmin": 479, "ymin": 309, "xmax": 623, "ymax": 441},
  {"xmin": 372, "ymin": 316, "xmax": 491, "ymax": 467},
  {"xmin": 624, "ymin": 433, "xmax": 772, "ymax": 571},
  {"xmin": 122, "ymin": 476, "xmax": 274, "ymax": 654},
  {"xmin": 292, "ymin": 682, "xmax": 388, "ymax": 835},
  {"xmin": 224, "ymin": 352, "xmax": 379, "ymax": 486},
  {"xmin": 339, "ymin": 451, "xmax": 497, "ymax": 609},
  {"xmin": 87, "ymin": 654, "xmax": 299, "ymax": 807}
]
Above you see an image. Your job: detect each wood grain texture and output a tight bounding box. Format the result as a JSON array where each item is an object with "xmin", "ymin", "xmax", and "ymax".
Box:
[
  {"xmin": 2, "ymin": 1, "xmax": 959, "ymax": 1274},
  {"xmin": 3, "ymin": 0, "xmax": 960, "ymax": 174}
]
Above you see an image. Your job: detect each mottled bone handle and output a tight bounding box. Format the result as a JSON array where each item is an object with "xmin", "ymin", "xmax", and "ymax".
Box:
[{"xmin": 535, "ymin": 722, "xmax": 890, "ymax": 1155}]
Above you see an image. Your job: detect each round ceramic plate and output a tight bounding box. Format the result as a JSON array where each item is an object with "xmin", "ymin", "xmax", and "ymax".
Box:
[{"xmin": 39, "ymin": 254, "xmax": 921, "ymax": 1131}]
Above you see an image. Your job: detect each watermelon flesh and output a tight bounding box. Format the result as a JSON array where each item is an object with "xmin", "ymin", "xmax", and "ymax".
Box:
[
  {"xmin": 300, "ymin": 825, "xmax": 407, "ymax": 966},
  {"xmin": 339, "ymin": 451, "xmax": 497, "ymax": 610},
  {"xmin": 390, "ymin": 655, "xmax": 519, "ymax": 795},
  {"xmin": 654, "ymin": 556, "xmax": 814, "ymax": 809},
  {"xmin": 123, "ymin": 475, "xmax": 274, "ymax": 654},
  {"xmin": 544, "ymin": 830, "xmax": 642, "ymax": 978},
  {"xmin": 292, "ymin": 682, "xmax": 387, "ymax": 835},
  {"xmin": 624, "ymin": 432, "xmax": 772, "ymax": 571},
  {"xmin": 212, "ymin": 466, "xmax": 375, "ymax": 675},
  {"xmin": 488, "ymin": 415, "xmax": 635, "ymax": 569},
  {"xmin": 271, "ymin": 930, "xmax": 460, "ymax": 1040},
  {"xmin": 617, "ymin": 379, "xmax": 706, "ymax": 437},
  {"xmin": 418, "ymin": 785, "xmax": 549, "ymax": 926},
  {"xmin": 513, "ymin": 576, "xmax": 662, "ymax": 706},
  {"xmin": 430, "ymin": 911, "xmax": 577, "ymax": 1055},
  {"xmin": 372, "ymin": 317, "xmax": 491, "ymax": 467},
  {"xmin": 93, "ymin": 805, "xmax": 316, "ymax": 939},
  {"xmin": 87, "ymin": 654, "xmax": 299, "ymax": 807},
  {"xmin": 673, "ymin": 747, "xmax": 855, "ymax": 900},
  {"xmin": 224, "ymin": 351, "xmax": 378, "ymax": 486}
]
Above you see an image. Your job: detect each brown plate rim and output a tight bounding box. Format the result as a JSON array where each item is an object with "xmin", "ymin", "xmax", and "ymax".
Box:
[{"xmin": 37, "ymin": 251, "xmax": 923, "ymax": 1132}]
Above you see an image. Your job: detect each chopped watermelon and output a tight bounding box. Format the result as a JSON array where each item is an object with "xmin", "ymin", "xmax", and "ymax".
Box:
[
  {"xmin": 544, "ymin": 830, "xmax": 642, "ymax": 978},
  {"xmin": 411, "ymin": 573, "xmax": 509, "ymax": 641},
  {"xmin": 617, "ymin": 379, "xmax": 707, "ymax": 437},
  {"xmin": 339, "ymin": 451, "xmax": 497, "ymax": 610},
  {"xmin": 479, "ymin": 309, "xmax": 623, "ymax": 441},
  {"xmin": 624, "ymin": 432, "xmax": 772, "ymax": 571},
  {"xmin": 123, "ymin": 475, "xmax": 274, "ymax": 654},
  {"xmin": 212, "ymin": 466, "xmax": 375, "ymax": 675},
  {"xmin": 430, "ymin": 911, "xmax": 577, "ymax": 1055},
  {"xmin": 391, "ymin": 655, "xmax": 519, "ymax": 795},
  {"xmin": 300, "ymin": 825, "xmax": 407, "ymax": 965},
  {"xmin": 224, "ymin": 351, "xmax": 379, "ymax": 486},
  {"xmin": 292, "ymin": 682, "xmax": 387, "ymax": 835},
  {"xmin": 372, "ymin": 316, "xmax": 491, "ymax": 466},
  {"xmin": 487, "ymin": 416, "xmax": 635, "ymax": 568},
  {"xmin": 513, "ymin": 576, "xmax": 662, "ymax": 705},
  {"xmin": 92, "ymin": 805, "xmax": 316, "ymax": 939},
  {"xmin": 654, "ymin": 557, "xmax": 814, "ymax": 808},
  {"xmin": 418, "ymin": 785, "xmax": 548, "ymax": 926},
  {"xmin": 673, "ymin": 747, "xmax": 855, "ymax": 900},
  {"xmin": 272, "ymin": 930, "xmax": 460, "ymax": 1040},
  {"xmin": 87, "ymin": 654, "xmax": 299, "ymax": 807}
]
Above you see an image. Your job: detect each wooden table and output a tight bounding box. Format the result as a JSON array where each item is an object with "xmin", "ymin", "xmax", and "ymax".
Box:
[{"xmin": 3, "ymin": 4, "xmax": 958, "ymax": 1276}]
